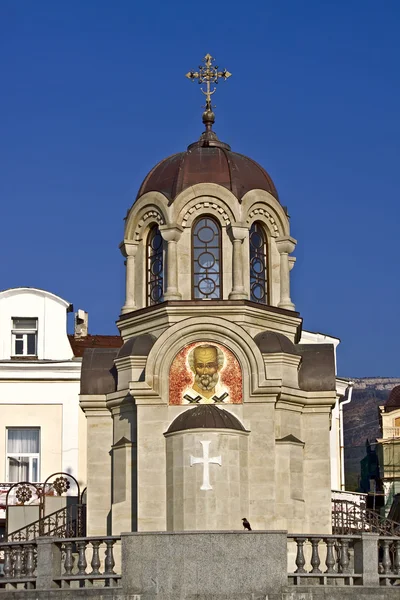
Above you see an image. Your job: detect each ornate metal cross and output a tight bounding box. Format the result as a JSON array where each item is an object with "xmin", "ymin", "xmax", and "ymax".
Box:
[
  {"xmin": 190, "ymin": 440, "xmax": 221, "ymax": 490},
  {"xmin": 186, "ymin": 54, "xmax": 231, "ymax": 111}
]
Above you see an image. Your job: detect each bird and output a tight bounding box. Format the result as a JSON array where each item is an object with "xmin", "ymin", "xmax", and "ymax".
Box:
[{"xmin": 242, "ymin": 518, "xmax": 252, "ymax": 531}]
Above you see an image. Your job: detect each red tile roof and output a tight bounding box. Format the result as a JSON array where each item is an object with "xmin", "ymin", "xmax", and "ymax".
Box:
[{"xmin": 68, "ymin": 334, "xmax": 123, "ymax": 358}]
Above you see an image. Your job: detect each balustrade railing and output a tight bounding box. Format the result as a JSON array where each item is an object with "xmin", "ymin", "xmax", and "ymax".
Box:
[
  {"xmin": 378, "ymin": 537, "xmax": 400, "ymax": 586},
  {"xmin": 0, "ymin": 536, "xmax": 120, "ymax": 591},
  {"xmin": 288, "ymin": 534, "xmax": 361, "ymax": 585},
  {"xmin": 0, "ymin": 540, "xmax": 37, "ymax": 590},
  {"xmin": 54, "ymin": 536, "xmax": 121, "ymax": 588}
]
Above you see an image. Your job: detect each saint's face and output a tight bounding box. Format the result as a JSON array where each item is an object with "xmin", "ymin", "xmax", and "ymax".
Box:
[{"xmin": 193, "ymin": 347, "xmax": 218, "ymax": 376}]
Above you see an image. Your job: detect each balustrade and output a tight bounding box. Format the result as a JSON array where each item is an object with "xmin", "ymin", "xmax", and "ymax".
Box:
[
  {"xmin": 55, "ymin": 536, "xmax": 120, "ymax": 588},
  {"xmin": 378, "ymin": 537, "xmax": 400, "ymax": 586},
  {"xmin": 0, "ymin": 540, "xmax": 37, "ymax": 590},
  {"xmin": 289, "ymin": 534, "xmax": 360, "ymax": 585},
  {"xmin": 0, "ymin": 532, "xmax": 399, "ymax": 593}
]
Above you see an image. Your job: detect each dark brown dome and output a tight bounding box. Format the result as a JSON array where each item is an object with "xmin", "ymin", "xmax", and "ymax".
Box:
[
  {"xmin": 385, "ymin": 385, "xmax": 400, "ymax": 412},
  {"xmin": 254, "ymin": 331, "xmax": 296, "ymax": 354},
  {"xmin": 166, "ymin": 405, "xmax": 246, "ymax": 434},
  {"xmin": 137, "ymin": 136, "xmax": 279, "ymax": 202}
]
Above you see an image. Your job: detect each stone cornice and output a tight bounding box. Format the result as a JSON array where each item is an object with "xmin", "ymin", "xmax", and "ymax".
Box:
[
  {"xmin": 0, "ymin": 359, "xmax": 82, "ymax": 381},
  {"xmin": 117, "ymin": 301, "xmax": 302, "ymax": 342},
  {"xmin": 79, "ymin": 394, "xmax": 110, "ymax": 416},
  {"xmin": 164, "ymin": 427, "xmax": 250, "ymax": 439}
]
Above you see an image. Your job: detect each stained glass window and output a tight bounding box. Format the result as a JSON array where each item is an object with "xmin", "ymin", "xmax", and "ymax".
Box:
[
  {"xmin": 249, "ymin": 222, "xmax": 268, "ymax": 304},
  {"xmin": 147, "ymin": 225, "xmax": 164, "ymax": 306},
  {"xmin": 192, "ymin": 217, "xmax": 222, "ymax": 300}
]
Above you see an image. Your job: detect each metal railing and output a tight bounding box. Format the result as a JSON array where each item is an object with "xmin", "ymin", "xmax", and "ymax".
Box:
[
  {"xmin": 332, "ymin": 499, "xmax": 400, "ymax": 536},
  {"xmin": 7, "ymin": 504, "xmax": 86, "ymax": 541}
]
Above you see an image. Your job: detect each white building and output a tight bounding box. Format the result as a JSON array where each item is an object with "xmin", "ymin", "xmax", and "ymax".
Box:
[
  {"xmin": 0, "ymin": 288, "xmax": 91, "ymax": 536},
  {"xmin": 299, "ymin": 330, "xmax": 353, "ymax": 492}
]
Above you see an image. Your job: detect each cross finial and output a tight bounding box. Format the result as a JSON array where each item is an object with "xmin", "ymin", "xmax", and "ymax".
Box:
[{"xmin": 186, "ymin": 54, "xmax": 231, "ymax": 132}]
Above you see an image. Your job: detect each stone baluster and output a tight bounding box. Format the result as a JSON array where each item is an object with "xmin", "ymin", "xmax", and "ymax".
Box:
[
  {"xmin": 394, "ymin": 539, "xmax": 400, "ymax": 574},
  {"xmin": 25, "ymin": 544, "xmax": 35, "ymax": 577},
  {"xmin": 3, "ymin": 545, "xmax": 12, "ymax": 578},
  {"xmin": 77, "ymin": 540, "xmax": 87, "ymax": 575},
  {"xmin": 276, "ymin": 236, "xmax": 296, "ymax": 310},
  {"xmin": 228, "ymin": 225, "xmax": 248, "ymax": 300},
  {"xmin": 63, "ymin": 541, "xmax": 74, "ymax": 575},
  {"xmin": 325, "ymin": 538, "xmax": 336, "ymax": 573},
  {"xmin": 294, "ymin": 537, "xmax": 306, "ymax": 573},
  {"xmin": 381, "ymin": 539, "xmax": 391, "ymax": 574},
  {"xmin": 13, "ymin": 545, "xmax": 23, "ymax": 578},
  {"xmin": 90, "ymin": 540, "xmax": 101, "ymax": 575},
  {"xmin": 310, "ymin": 538, "xmax": 321, "ymax": 573},
  {"xmin": 120, "ymin": 240, "xmax": 139, "ymax": 313},
  {"xmin": 105, "ymin": 539, "xmax": 116, "ymax": 575},
  {"xmin": 159, "ymin": 225, "xmax": 183, "ymax": 300},
  {"xmin": 339, "ymin": 538, "xmax": 350, "ymax": 574}
]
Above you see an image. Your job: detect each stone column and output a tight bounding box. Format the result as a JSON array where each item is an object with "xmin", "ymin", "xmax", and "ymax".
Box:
[
  {"xmin": 228, "ymin": 225, "xmax": 248, "ymax": 300},
  {"xmin": 276, "ymin": 236, "xmax": 296, "ymax": 310},
  {"xmin": 159, "ymin": 225, "xmax": 183, "ymax": 300},
  {"xmin": 79, "ymin": 395, "xmax": 113, "ymax": 536},
  {"xmin": 119, "ymin": 240, "xmax": 138, "ymax": 314}
]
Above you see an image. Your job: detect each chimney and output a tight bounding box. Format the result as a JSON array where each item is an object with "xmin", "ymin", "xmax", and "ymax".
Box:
[{"xmin": 74, "ymin": 309, "xmax": 88, "ymax": 339}]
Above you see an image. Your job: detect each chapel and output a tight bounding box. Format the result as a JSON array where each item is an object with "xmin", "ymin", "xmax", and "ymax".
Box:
[{"xmin": 80, "ymin": 55, "xmax": 337, "ymax": 536}]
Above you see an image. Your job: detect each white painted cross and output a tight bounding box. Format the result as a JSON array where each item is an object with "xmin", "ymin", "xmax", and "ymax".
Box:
[{"xmin": 190, "ymin": 440, "xmax": 221, "ymax": 491}]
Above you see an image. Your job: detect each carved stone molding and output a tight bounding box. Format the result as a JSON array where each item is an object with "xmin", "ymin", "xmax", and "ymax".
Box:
[
  {"xmin": 181, "ymin": 202, "xmax": 231, "ymax": 227},
  {"xmin": 246, "ymin": 208, "xmax": 279, "ymax": 237},
  {"xmin": 134, "ymin": 210, "xmax": 165, "ymax": 241}
]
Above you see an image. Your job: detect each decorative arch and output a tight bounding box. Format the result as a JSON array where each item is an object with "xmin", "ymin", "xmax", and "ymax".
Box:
[
  {"xmin": 144, "ymin": 315, "xmax": 268, "ymax": 404},
  {"xmin": 181, "ymin": 200, "xmax": 232, "ymax": 228},
  {"xmin": 242, "ymin": 189, "xmax": 290, "ymax": 238},
  {"xmin": 192, "ymin": 215, "xmax": 222, "ymax": 300},
  {"xmin": 124, "ymin": 193, "xmax": 169, "ymax": 241},
  {"xmin": 173, "ymin": 183, "xmax": 240, "ymax": 227}
]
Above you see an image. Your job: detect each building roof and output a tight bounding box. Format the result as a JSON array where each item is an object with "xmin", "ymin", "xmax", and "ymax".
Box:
[
  {"xmin": 116, "ymin": 334, "xmax": 156, "ymax": 359},
  {"xmin": 80, "ymin": 348, "xmax": 119, "ymax": 395},
  {"xmin": 136, "ymin": 133, "xmax": 279, "ymax": 202},
  {"xmin": 68, "ymin": 334, "xmax": 123, "ymax": 358},
  {"xmin": 385, "ymin": 385, "xmax": 400, "ymax": 412},
  {"xmin": 166, "ymin": 405, "xmax": 247, "ymax": 434},
  {"xmin": 254, "ymin": 331, "xmax": 296, "ymax": 354}
]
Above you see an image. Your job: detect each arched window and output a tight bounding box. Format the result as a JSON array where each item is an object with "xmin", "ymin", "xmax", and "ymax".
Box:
[
  {"xmin": 249, "ymin": 222, "xmax": 268, "ymax": 304},
  {"xmin": 192, "ymin": 216, "xmax": 222, "ymax": 299},
  {"xmin": 147, "ymin": 225, "xmax": 164, "ymax": 306}
]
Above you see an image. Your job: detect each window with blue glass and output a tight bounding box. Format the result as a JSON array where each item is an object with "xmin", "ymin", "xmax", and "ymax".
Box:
[
  {"xmin": 192, "ymin": 216, "xmax": 222, "ymax": 300},
  {"xmin": 147, "ymin": 225, "xmax": 164, "ymax": 306},
  {"xmin": 249, "ymin": 222, "xmax": 268, "ymax": 304}
]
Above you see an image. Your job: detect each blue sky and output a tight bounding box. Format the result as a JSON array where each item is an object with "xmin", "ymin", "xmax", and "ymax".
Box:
[{"xmin": 1, "ymin": 1, "xmax": 399, "ymax": 377}]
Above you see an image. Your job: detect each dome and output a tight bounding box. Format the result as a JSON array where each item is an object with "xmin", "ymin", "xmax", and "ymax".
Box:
[
  {"xmin": 385, "ymin": 385, "xmax": 400, "ymax": 412},
  {"xmin": 116, "ymin": 334, "xmax": 155, "ymax": 359},
  {"xmin": 137, "ymin": 134, "xmax": 279, "ymax": 203},
  {"xmin": 166, "ymin": 405, "xmax": 246, "ymax": 434},
  {"xmin": 254, "ymin": 331, "xmax": 296, "ymax": 354}
]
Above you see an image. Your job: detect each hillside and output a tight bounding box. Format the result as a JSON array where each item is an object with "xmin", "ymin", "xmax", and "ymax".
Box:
[{"xmin": 343, "ymin": 377, "xmax": 400, "ymax": 490}]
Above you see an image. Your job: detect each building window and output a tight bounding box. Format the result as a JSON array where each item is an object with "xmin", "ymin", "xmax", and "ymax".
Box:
[
  {"xmin": 11, "ymin": 318, "xmax": 38, "ymax": 356},
  {"xmin": 147, "ymin": 225, "xmax": 164, "ymax": 306},
  {"xmin": 249, "ymin": 222, "xmax": 268, "ymax": 304},
  {"xmin": 192, "ymin": 216, "xmax": 222, "ymax": 299},
  {"xmin": 6, "ymin": 428, "xmax": 40, "ymax": 482}
]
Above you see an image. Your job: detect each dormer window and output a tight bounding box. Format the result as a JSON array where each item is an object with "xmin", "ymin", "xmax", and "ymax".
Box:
[{"xmin": 12, "ymin": 318, "xmax": 38, "ymax": 357}]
